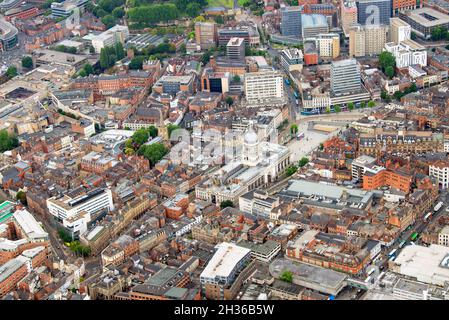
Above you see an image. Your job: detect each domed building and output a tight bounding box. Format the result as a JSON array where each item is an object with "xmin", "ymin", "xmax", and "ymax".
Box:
[{"xmin": 242, "ymin": 121, "xmax": 260, "ymax": 166}]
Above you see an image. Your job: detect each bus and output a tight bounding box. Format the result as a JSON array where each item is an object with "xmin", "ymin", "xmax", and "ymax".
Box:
[
  {"xmin": 364, "ymin": 275, "xmax": 372, "ymax": 283},
  {"xmin": 285, "ymin": 78, "xmax": 290, "ymax": 86},
  {"xmin": 377, "ymin": 271, "xmax": 386, "ymax": 282},
  {"xmin": 410, "ymin": 232, "xmax": 419, "ymax": 241},
  {"xmin": 297, "ymin": 132, "xmax": 305, "ymax": 140},
  {"xmin": 434, "ymin": 202, "xmax": 444, "ymax": 212},
  {"xmin": 399, "ymin": 240, "xmax": 406, "ymax": 248},
  {"xmin": 388, "ymin": 249, "xmax": 397, "ymax": 257},
  {"xmin": 367, "ymin": 268, "xmax": 375, "ymax": 276},
  {"xmin": 389, "ymin": 256, "xmax": 396, "ymax": 262},
  {"xmin": 293, "ymin": 91, "xmax": 299, "ymax": 99},
  {"xmin": 424, "ymin": 212, "xmax": 432, "ymax": 222}
]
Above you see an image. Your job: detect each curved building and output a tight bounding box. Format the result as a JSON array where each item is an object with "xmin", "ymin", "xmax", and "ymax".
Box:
[
  {"xmin": 0, "ymin": 0, "xmax": 21, "ymax": 12},
  {"xmin": 0, "ymin": 18, "xmax": 18, "ymax": 50}
]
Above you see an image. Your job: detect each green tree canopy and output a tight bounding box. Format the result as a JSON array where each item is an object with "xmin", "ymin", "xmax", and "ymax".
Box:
[
  {"xmin": 22, "ymin": 56, "xmax": 33, "ymax": 69},
  {"xmin": 334, "ymin": 104, "xmax": 341, "ymax": 113},
  {"xmin": 137, "ymin": 143, "xmax": 168, "ymax": 166},
  {"xmin": 298, "ymin": 157, "xmax": 309, "ymax": 167},
  {"xmin": 6, "ymin": 66, "xmax": 17, "ymax": 79},
  {"xmin": 379, "ymin": 51, "xmax": 396, "ymax": 72},
  {"xmin": 129, "ymin": 56, "xmax": 145, "ymax": 70},
  {"xmin": 167, "ymin": 124, "xmax": 181, "ymax": 138},
  {"xmin": 290, "ymin": 124, "xmax": 298, "ymax": 135},
  {"xmin": 0, "ymin": 129, "xmax": 19, "ymax": 152},
  {"xmin": 368, "ymin": 100, "xmax": 375, "ymax": 108},
  {"xmin": 280, "ymin": 271, "xmax": 293, "ymax": 283},
  {"xmin": 226, "ymin": 96, "xmax": 234, "ymax": 106},
  {"xmin": 286, "ymin": 165, "xmax": 298, "ymax": 176},
  {"xmin": 220, "ymin": 200, "xmax": 234, "ymax": 209},
  {"xmin": 385, "ymin": 65, "xmax": 394, "ymax": 79},
  {"xmin": 347, "ymin": 102, "xmax": 354, "ymax": 110}
]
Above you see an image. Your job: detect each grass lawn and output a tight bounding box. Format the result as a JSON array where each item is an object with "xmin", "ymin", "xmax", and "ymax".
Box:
[{"xmin": 207, "ymin": 0, "xmax": 246, "ymax": 8}]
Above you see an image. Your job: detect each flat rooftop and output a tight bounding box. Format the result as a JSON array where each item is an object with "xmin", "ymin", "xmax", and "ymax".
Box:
[{"xmin": 403, "ymin": 7, "xmax": 449, "ymax": 27}]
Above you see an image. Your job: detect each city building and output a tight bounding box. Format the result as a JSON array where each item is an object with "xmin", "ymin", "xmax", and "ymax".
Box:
[
  {"xmin": 153, "ymin": 74, "xmax": 195, "ymax": 96},
  {"xmin": 356, "ymin": 0, "xmax": 391, "ymax": 26},
  {"xmin": 0, "ymin": 18, "xmax": 18, "ymax": 51},
  {"xmin": 217, "ymin": 23, "xmax": 260, "ymax": 46},
  {"xmin": 244, "ymin": 70, "xmax": 286, "ymax": 107},
  {"xmin": 429, "ymin": 160, "xmax": 449, "ymax": 189},
  {"xmin": 280, "ymin": 48, "xmax": 304, "ymax": 72},
  {"xmin": 239, "ymin": 189, "xmax": 280, "ymax": 218},
  {"xmin": 0, "ymin": 0, "xmax": 21, "ymax": 12},
  {"xmin": 341, "ymin": 1, "xmax": 358, "ymax": 36},
  {"xmin": 314, "ymin": 33, "xmax": 340, "ymax": 59},
  {"xmin": 301, "ymin": 14, "xmax": 329, "ymax": 38},
  {"xmin": 349, "ymin": 24, "xmax": 388, "ymax": 57},
  {"xmin": 398, "ymin": 7, "xmax": 449, "ymax": 39},
  {"xmin": 51, "ymin": 0, "xmax": 88, "ymax": 18},
  {"xmin": 280, "ymin": 6, "xmax": 302, "ymax": 38},
  {"xmin": 226, "ymin": 37, "xmax": 245, "ymax": 60},
  {"xmin": 91, "ymin": 25, "xmax": 129, "ymax": 53},
  {"xmin": 330, "ymin": 59, "xmax": 361, "ymax": 95},
  {"xmin": 384, "ymin": 39, "xmax": 427, "ymax": 68},
  {"xmin": 4, "ymin": 5, "xmax": 39, "ymax": 22},
  {"xmin": 195, "ymin": 22, "xmax": 217, "ymax": 50},
  {"xmin": 389, "ymin": 17, "xmax": 412, "ymax": 44},
  {"xmin": 392, "ymin": 0, "xmax": 417, "ymax": 15}
]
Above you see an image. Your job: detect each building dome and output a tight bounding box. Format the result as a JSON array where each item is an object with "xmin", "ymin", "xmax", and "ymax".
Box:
[{"xmin": 243, "ymin": 124, "xmax": 259, "ymax": 145}]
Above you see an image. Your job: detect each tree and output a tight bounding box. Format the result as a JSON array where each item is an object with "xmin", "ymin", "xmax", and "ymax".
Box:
[
  {"xmin": 112, "ymin": 7, "xmax": 125, "ymax": 19},
  {"xmin": 16, "ymin": 191, "xmax": 27, "ymax": 205},
  {"xmin": 220, "ymin": 200, "xmax": 234, "ymax": 209},
  {"xmin": 83, "ymin": 63, "xmax": 94, "ymax": 76},
  {"xmin": 379, "ymin": 51, "xmax": 395, "ymax": 72},
  {"xmin": 385, "ymin": 65, "xmax": 394, "ymax": 79},
  {"xmin": 360, "ymin": 101, "xmax": 366, "ymax": 109},
  {"xmin": 347, "ymin": 102, "xmax": 354, "ymax": 110},
  {"xmin": 319, "ymin": 143, "xmax": 324, "ymax": 151},
  {"xmin": 6, "ymin": 66, "xmax": 17, "ymax": 79},
  {"xmin": 233, "ymin": 75, "xmax": 241, "ymax": 83},
  {"xmin": 368, "ymin": 100, "xmax": 375, "ymax": 108},
  {"xmin": 0, "ymin": 129, "xmax": 19, "ymax": 152},
  {"xmin": 290, "ymin": 124, "xmax": 298, "ymax": 135},
  {"xmin": 100, "ymin": 48, "xmax": 110, "ymax": 70},
  {"xmin": 226, "ymin": 96, "xmax": 234, "ymax": 106},
  {"xmin": 138, "ymin": 143, "xmax": 168, "ymax": 166},
  {"xmin": 148, "ymin": 126, "xmax": 158, "ymax": 138},
  {"xmin": 280, "ymin": 271, "xmax": 293, "ymax": 283},
  {"xmin": 334, "ymin": 104, "xmax": 341, "ymax": 113},
  {"xmin": 101, "ymin": 14, "xmax": 116, "ymax": 29},
  {"xmin": 129, "ymin": 56, "xmax": 145, "ymax": 70},
  {"xmin": 58, "ymin": 228, "xmax": 72, "ymax": 242},
  {"xmin": 285, "ymin": 165, "xmax": 298, "ymax": 176},
  {"xmin": 298, "ymin": 157, "xmax": 309, "ymax": 167},
  {"xmin": 115, "ymin": 42, "xmax": 125, "ymax": 60},
  {"xmin": 132, "ymin": 128, "xmax": 150, "ymax": 145},
  {"xmin": 186, "ymin": 3, "xmax": 201, "ymax": 17},
  {"xmin": 325, "ymin": 106, "xmax": 331, "ymax": 113},
  {"xmin": 22, "ymin": 56, "xmax": 33, "ymax": 69}
]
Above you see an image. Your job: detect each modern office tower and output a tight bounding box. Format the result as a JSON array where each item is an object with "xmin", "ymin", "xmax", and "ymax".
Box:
[
  {"xmin": 341, "ymin": 1, "xmax": 358, "ymax": 36},
  {"xmin": 331, "ymin": 59, "xmax": 361, "ymax": 95},
  {"xmin": 195, "ymin": 22, "xmax": 217, "ymax": 50},
  {"xmin": 280, "ymin": 48, "xmax": 304, "ymax": 72},
  {"xmin": 301, "ymin": 14, "xmax": 329, "ymax": 38},
  {"xmin": 280, "ymin": 6, "xmax": 302, "ymax": 38},
  {"xmin": 356, "ymin": 0, "xmax": 391, "ymax": 26},
  {"xmin": 392, "ymin": 0, "xmax": 417, "ymax": 16},
  {"xmin": 245, "ymin": 70, "xmax": 285, "ymax": 106},
  {"xmin": 389, "ymin": 17, "xmax": 411, "ymax": 44},
  {"xmin": 315, "ymin": 33, "xmax": 340, "ymax": 59},
  {"xmin": 51, "ymin": 0, "xmax": 88, "ymax": 18},
  {"xmin": 349, "ymin": 24, "xmax": 388, "ymax": 57},
  {"xmin": 91, "ymin": 25, "xmax": 130, "ymax": 53},
  {"xmin": 226, "ymin": 37, "xmax": 245, "ymax": 60}
]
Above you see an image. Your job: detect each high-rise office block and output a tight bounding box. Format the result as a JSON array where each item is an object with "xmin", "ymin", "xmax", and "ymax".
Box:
[
  {"xmin": 195, "ymin": 22, "xmax": 217, "ymax": 50},
  {"xmin": 356, "ymin": 0, "xmax": 391, "ymax": 26},
  {"xmin": 341, "ymin": 1, "xmax": 358, "ymax": 36},
  {"xmin": 389, "ymin": 17, "xmax": 411, "ymax": 44},
  {"xmin": 226, "ymin": 37, "xmax": 245, "ymax": 60},
  {"xmin": 280, "ymin": 6, "xmax": 302, "ymax": 38},
  {"xmin": 349, "ymin": 24, "xmax": 388, "ymax": 57},
  {"xmin": 331, "ymin": 59, "xmax": 361, "ymax": 95},
  {"xmin": 245, "ymin": 71, "xmax": 285, "ymax": 106}
]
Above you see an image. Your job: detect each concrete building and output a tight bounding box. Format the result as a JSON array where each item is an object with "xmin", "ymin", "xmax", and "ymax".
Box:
[
  {"xmin": 429, "ymin": 160, "xmax": 449, "ymax": 189},
  {"xmin": 398, "ymin": 7, "xmax": 449, "ymax": 39},
  {"xmin": 351, "ymin": 155, "xmax": 377, "ymax": 181},
  {"xmin": 391, "ymin": 244, "xmax": 449, "ymax": 287},
  {"xmin": 91, "ymin": 25, "xmax": 129, "ymax": 53},
  {"xmin": 392, "ymin": 0, "xmax": 417, "ymax": 15},
  {"xmin": 51, "ymin": 0, "xmax": 88, "ymax": 18},
  {"xmin": 301, "ymin": 14, "xmax": 329, "ymax": 38},
  {"xmin": 390, "ymin": 17, "xmax": 411, "ymax": 44},
  {"xmin": 438, "ymin": 226, "xmax": 449, "ymax": 247},
  {"xmin": 280, "ymin": 6, "xmax": 302, "ymax": 38},
  {"xmin": 349, "ymin": 24, "xmax": 388, "ymax": 57},
  {"xmin": 0, "ymin": 18, "xmax": 18, "ymax": 51},
  {"xmin": 244, "ymin": 70, "xmax": 286, "ymax": 107},
  {"xmin": 384, "ymin": 39, "xmax": 427, "ymax": 68},
  {"xmin": 314, "ymin": 33, "xmax": 340, "ymax": 59},
  {"xmin": 239, "ymin": 189, "xmax": 280, "ymax": 218},
  {"xmin": 226, "ymin": 37, "xmax": 245, "ymax": 60},
  {"xmin": 330, "ymin": 59, "xmax": 361, "ymax": 95},
  {"xmin": 280, "ymin": 48, "xmax": 303, "ymax": 72},
  {"xmin": 195, "ymin": 22, "xmax": 217, "ymax": 50},
  {"xmin": 356, "ymin": 0, "xmax": 391, "ymax": 26},
  {"xmin": 341, "ymin": 1, "xmax": 358, "ymax": 36}
]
